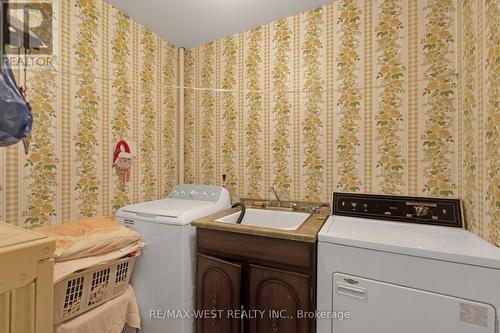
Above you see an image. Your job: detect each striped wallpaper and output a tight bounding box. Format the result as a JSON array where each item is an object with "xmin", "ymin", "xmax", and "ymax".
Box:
[
  {"xmin": 0, "ymin": 0, "xmax": 180, "ymax": 227},
  {"xmin": 458, "ymin": 0, "xmax": 499, "ymax": 245},
  {"xmin": 184, "ymin": 0, "xmax": 500, "ymax": 246},
  {"xmin": 0, "ymin": 0, "xmax": 497, "ymax": 247}
]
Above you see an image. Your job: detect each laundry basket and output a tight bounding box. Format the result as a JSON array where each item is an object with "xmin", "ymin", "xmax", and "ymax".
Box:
[{"xmin": 53, "ymin": 253, "xmax": 138, "ymax": 324}]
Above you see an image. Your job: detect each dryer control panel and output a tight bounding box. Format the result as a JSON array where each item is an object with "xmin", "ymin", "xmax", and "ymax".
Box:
[
  {"xmin": 332, "ymin": 193, "xmax": 463, "ymax": 228},
  {"xmin": 168, "ymin": 184, "xmax": 226, "ymax": 202}
]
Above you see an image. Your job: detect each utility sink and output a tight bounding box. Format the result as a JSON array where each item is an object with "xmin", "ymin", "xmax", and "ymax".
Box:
[{"xmin": 214, "ymin": 208, "xmax": 311, "ymax": 230}]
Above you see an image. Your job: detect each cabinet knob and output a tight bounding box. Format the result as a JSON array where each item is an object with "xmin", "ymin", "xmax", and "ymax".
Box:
[
  {"xmin": 272, "ymin": 318, "xmax": 279, "ymax": 333},
  {"xmin": 211, "ymin": 294, "xmax": 218, "ymax": 327}
]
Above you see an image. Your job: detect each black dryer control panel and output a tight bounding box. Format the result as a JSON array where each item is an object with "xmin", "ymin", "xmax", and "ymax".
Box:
[{"xmin": 332, "ymin": 193, "xmax": 463, "ymax": 228}]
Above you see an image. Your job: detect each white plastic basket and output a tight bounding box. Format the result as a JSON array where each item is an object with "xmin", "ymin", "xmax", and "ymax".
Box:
[{"xmin": 53, "ymin": 254, "xmax": 138, "ymax": 324}]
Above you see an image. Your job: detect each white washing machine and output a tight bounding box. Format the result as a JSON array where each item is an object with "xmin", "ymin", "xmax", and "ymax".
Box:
[
  {"xmin": 317, "ymin": 193, "xmax": 500, "ymax": 333},
  {"xmin": 115, "ymin": 184, "xmax": 230, "ymax": 333}
]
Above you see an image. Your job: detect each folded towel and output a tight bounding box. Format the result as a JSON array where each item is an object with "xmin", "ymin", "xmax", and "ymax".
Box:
[
  {"xmin": 36, "ymin": 216, "xmax": 140, "ymax": 262},
  {"xmin": 53, "ymin": 241, "xmax": 144, "ymax": 283}
]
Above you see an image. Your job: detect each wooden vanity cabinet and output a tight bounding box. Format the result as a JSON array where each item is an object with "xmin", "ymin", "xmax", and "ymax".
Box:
[
  {"xmin": 196, "ymin": 254, "xmax": 242, "ymax": 333},
  {"xmin": 196, "ymin": 228, "xmax": 317, "ymax": 333},
  {"xmin": 247, "ymin": 264, "xmax": 312, "ymax": 333}
]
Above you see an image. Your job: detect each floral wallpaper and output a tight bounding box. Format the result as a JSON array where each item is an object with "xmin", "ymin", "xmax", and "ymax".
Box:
[
  {"xmin": 0, "ymin": 0, "xmax": 179, "ymax": 226},
  {"xmin": 272, "ymin": 19, "xmax": 292, "ymax": 200},
  {"xmin": 23, "ymin": 64, "xmax": 58, "ymax": 227},
  {"xmin": 111, "ymin": 10, "xmax": 131, "ymax": 212},
  {"xmin": 457, "ymin": 0, "xmax": 500, "ymax": 246},
  {"xmin": 375, "ymin": 0, "xmax": 405, "ymax": 194},
  {"xmin": 221, "ymin": 36, "xmax": 238, "ymax": 198},
  {"xmin": 201, "ymin": 43, "xmax": 216, "ymax": 185},
  {"xmin": 74, "ymin": 0, "xmax": 100, "ymax": 217},
  {"xmin": 245, "ymin": 28, "xmax": 264, "ymax": 198},
  {"xmin": 421, "ymin": 0, "xmax": 456, "ymax": 197},
  {"xmin": 0, "ymin": 0, "xmax": 497, "ymax": 247},
  {"xmin": 162, "ymin": 43, "xmax": 177, "ymax": 196},
  {"xmin": 461, "ymin": 0, "xmax": 477, "ymax": 233},
  {"xmin": 336, "ymin": 0, "xmax": 362, "ymax": 193},
  {"xmin": 484, "ymin": 0, "xmax": 499, "ymax": 245},
  {"xmin": 183, "ymin": 50, "xmax": 195, "ymax": 184},
  {"xmin": 140, "ymin": 30, "xmax": 157, "ymax": 201},
  {"xmin": 302, "ymin": 8, "xmax": 324, "ymax": 202},
  {"xmin": 184, "ymin": 0, "xmax": 499, "ymax": 246}
]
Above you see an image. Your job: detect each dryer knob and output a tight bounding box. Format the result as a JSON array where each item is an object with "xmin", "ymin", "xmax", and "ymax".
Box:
[{"xmin": 415, "ymin": 205, "xmax": 429, "ymax": 216}]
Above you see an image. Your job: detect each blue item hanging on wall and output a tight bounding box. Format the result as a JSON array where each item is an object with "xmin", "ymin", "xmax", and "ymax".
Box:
[{"xmin": 0, "ymin": 64, "xmax": 32, "ymax": 151}]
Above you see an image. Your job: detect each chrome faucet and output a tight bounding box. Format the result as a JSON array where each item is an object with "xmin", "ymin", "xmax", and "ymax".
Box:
[{"xmin": 270, "ymin": 186, "xmax": 281, "ymax": 207}]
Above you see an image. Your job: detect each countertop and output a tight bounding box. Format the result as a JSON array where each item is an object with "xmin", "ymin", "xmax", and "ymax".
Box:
[{"xmin": 192, "ymin": 205, "xmax": 330, "ymax": 243}]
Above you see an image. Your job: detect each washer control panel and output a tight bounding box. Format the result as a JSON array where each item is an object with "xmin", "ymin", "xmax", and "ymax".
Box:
[
  {"xmin": 168, "ymin": 184, "xmax": 223, "ymax": 202},
  {"xmin": 332, "ymin": 192, "xmax": 463, "ymax": 228}
]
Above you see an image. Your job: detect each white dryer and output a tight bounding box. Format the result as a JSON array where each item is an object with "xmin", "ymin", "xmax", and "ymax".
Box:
[
  {"xmin": 317, "ymin": 193, "xmax": 500, "ymax": 333},
  {"xmin": 115, "ymin": 184, "xmax": 230, "ymax": 333}
]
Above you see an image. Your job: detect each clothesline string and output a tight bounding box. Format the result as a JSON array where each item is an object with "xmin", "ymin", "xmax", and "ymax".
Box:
[{"xmin": 22, "ymin": 66, "xmax": 458, "ymax": 95}]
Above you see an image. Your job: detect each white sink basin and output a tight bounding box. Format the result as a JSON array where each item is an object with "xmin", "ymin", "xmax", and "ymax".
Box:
[{"xmin": 215, "ymin": 208, "xmax": 310, "ymax": 230}]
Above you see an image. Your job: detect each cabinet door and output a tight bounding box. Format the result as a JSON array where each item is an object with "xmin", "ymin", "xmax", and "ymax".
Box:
[
  {"xmin": 196, "ymin": 254, "xmax": 242, "ymax": 333},
  {"xmin": 248, "ymin": 264, "xmax": 312, "ymax": 333}
]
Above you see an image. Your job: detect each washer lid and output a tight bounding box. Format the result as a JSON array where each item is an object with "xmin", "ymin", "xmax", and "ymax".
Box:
[
  {"xmin": 319, "ymin": 215, "xmax": 500, "ymax": 269},
  {"xmin": 116, "ymin": 198, "xmax": 221, "ymax": 225}
]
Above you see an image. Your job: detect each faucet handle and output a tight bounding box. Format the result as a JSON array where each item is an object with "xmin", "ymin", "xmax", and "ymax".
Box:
[
  {"xmin": 253, "ymin": 200, "xmax": 266, "ymax": 208},
  {"xmin": 291, "ymin": 202, "xmax": 299, "ymax": 211},
  {"xmin": 307, "ymin": 205, "xmax": 321, "ymax": 214}
]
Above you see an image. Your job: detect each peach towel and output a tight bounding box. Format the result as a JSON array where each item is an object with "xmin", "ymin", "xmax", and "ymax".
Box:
[
  {"xmin": 36, "ymin": 216, "xmax": 140, "ymax": 262},
  {"xmin": 53, "ymin": 241, "xmax": 144, "ymax": 283}
]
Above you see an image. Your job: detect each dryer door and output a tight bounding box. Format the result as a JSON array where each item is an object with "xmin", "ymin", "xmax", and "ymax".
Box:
[{"xmin": 332, "ymin": 273, "xmax": 496, "ymax": 333}]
